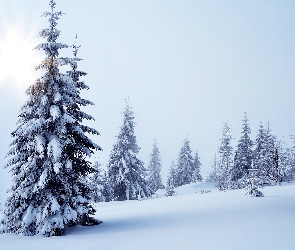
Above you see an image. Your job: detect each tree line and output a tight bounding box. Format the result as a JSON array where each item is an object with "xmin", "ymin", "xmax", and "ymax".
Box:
[
  {"xmin": 88, "ymin": 101, "xmax": 203, "ymax": 202},
  {"xmin": 207, "ymin": 113, "xmax": 295, "ymax": 196},
  {"xmin": 1, "ymin": 0, "xmax": 293, "ymax": 238}
]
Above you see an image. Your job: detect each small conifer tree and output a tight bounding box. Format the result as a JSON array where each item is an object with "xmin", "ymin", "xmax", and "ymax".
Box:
[
  {"xmin": 191, "ymin": 151, "xmax": 203, "ymax": 182},
  {"xmin": 216, "ymin": 120, "xmax": 234, "ymax": 191},
  {"xmin": 175, "ymin": 137, "xmax": 194, "ymax": 187},
  {"xmin": 89, "ymin": 162, "xmax": 114, "ymax": 203},
  {"xmin": 207, "ymin": 153, "xmax": 218, "ymax": 182},
  {"xmin": 253, "ymin": 123, "xmax": 278, "ymax": 185},
  {"xmin": 148, "ymin": 139, "xmax": 165, "ymax": 192},
  {"xmin": 233, "ymin": 113, "xmax": 253, "ymax": 185},
  {"xmin": 107, "ymin": 102, "xmax": 152, "ymax": 201},
  {"xmin": 165, "ymin": 163, "xmax": 176, "ymax": 197}
]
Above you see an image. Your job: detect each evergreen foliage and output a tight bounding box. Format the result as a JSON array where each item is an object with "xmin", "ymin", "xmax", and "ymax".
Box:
[
  {"xmin": 245, "ymin": 168, "xmax": 264, "ymax": 197},
  {"xmin": 191, "ymin": 151, "xmax": 203, "ymax": 182},
  {"xmin": 208, "ymin": 115, "xmax": 295, "ymax": 191},
  {"xmin": 216, "ymin": 121, "xmax": 234, "ymax": 191},
  {"xmin": 0, "ymin": 1, "xmax": 101, "ymax": 236},
  {"xmin": 175, "ymin": 137, "xmax": 194, "ymax": 187},
  {"xmin": 165, "ymin": 162, "xmax": 176, "ymax": 197},
  {"xmin": 281, "ymin": 145, "xmax": 295, "ymax": 182},
  {"xmin": 273, "ymin": 140, "xmax": 288, "ymax": 184},
  {"xmin": 147, "ymin": 140, "xmax": 165, "ymax": 192},
  {"xmin": 232, "ymin": 113, "xmax": 253, "ymax": 184},
  {"xmin": 206, "ymin": 153, "xmax": 218, "ymax": 182},
  {"xmin": 107, "ymin": 102, "xmax": 152, "ymax": 201},
  {"xmin": 253, "ymin": 123, "xmax": 278, "ymax": 185},
  {"xmin": 88, "ymin": 162, "xmax": 114, "ymax": 203}
]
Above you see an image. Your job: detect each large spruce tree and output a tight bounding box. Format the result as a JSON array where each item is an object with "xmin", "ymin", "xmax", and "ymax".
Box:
[
  {"xmin": 1, "ymin": 1, "xmax": 101, "ymax": 236},
  {"xmin": 147, "ymin": 139, "xmax": 165, "ymax": 192},
  {"xmin": 107, "ymin": 102, "xmax": 152, "ymax": 201}
]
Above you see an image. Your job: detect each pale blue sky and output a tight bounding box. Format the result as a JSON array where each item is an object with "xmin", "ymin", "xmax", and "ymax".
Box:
[{"xmin": 0, "ymin": 0, "xmax": 295, "ymax": 198}]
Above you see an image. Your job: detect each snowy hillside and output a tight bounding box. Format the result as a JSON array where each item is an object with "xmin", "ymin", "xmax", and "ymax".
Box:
[{"xmin": 0, "ymin": 182, "xmax": 295, "ymax": 250}]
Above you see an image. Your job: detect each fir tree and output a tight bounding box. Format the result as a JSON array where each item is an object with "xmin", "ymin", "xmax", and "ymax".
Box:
[
  {"xmin": 147, "ymin": 139, "xmax": 165, "ymax": 192},
  {"xmin": 253, "ymin": 123, "xmax": 278, "ymax": 185},
  {"xmin": 1, "ymin": 1, "xmax": 101, "ymax": 236},
  {"xmin": 191, "ymin": 151, "xmax": 203, "ymax": 182},
  {"xmin": 207, "ymin": 153, "xmax": 218, "ymax": 182},
  {"xmin": 88, "ymin": 162, "xmax": 113, "ymax": 203},
  {"xmin": 282, "ymin": 145, "xmax": 295, "ymax": 182},
  {"xmin": 107, "ymin": 102, "xmax": 152, "ymax": 201},
  {"xmin": 175, "ymin": 137, "xmax": 194, "ymax": 187},
  {"xmin": 264, "ymin": 124, "xmax": 280, "ymax": 184},
  {"xmin": 253, "ymin": 123, "xmax": 267, "ymax": 181},
  {"xmin": 165, "ymin": 162, "xmax": 176, "ymax": 197},
  {"xmin": 233, "ymin": 113, "xmax": 253, "ymax": 184},
  {"xmin": 216, "ymin": 120, "xmax": 234, "ymax": 191},
  {"xmin": 274, "ymin": 140, "xmax": 287, "ymax": 184}
]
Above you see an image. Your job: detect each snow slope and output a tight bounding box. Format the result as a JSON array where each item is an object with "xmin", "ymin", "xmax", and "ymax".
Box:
[{"xmin": 0, "ymin": 182, "xmax": 294, "ymax": 250}]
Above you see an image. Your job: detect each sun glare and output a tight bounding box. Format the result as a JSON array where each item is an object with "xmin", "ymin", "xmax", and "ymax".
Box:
[{"xmin": 0, "ymin": 30, "xmax": 40, "ymax": 88}]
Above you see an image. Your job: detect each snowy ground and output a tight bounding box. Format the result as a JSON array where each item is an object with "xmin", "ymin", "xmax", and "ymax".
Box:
[{"xmin": 0, "ymin": 182, "xmax": 295, "ymax": 250}]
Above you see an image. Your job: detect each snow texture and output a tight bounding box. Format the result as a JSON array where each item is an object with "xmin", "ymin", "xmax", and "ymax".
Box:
[{"xmin": 0, "ymin": 182, "xmax": 295, "ymax": 249}]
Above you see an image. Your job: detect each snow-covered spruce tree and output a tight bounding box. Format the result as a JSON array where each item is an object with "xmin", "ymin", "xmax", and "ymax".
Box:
[
  {"xmin": 147, "ymin": 139, "xmax": 165, "ymax": 192},
  {"xmin": 282, "ymin": 146, "xmax": 295, "ymax": 182},
  {"xmin": 88, "ymin": 161, "xmax": 113, "ymax": 203},
  {"xmin": 253, "ymin": 123, "xmax": 278, "ymax": 185},
  {"xmin": 265, "ymin": 125, "xmax": 280, "ymax": 184},
  {"xmin": 175, "ymin": 137, "xmax": 194, "ymax": 187},
  {"xmin": 165, "ymin": 162, "xmax": 176, "ymax": 197},
  {"xmin": 107, "ymin": 102, "xmax": 152, "ymax": 201},
  {"xmin": 216, "ymin": 121, "xmax": 234, "ymax": 191},
  {"xmin": 191, "ymin": 151, "xmax": 203, "ymax": 182},
  {"xmin": 65, "ymin": 37, "xmax": 103, "ymax": 220},
  {"xmin": 232, "ymin": 113, "xmax": 253, "ymax": 188},
  {"xmin": 253, "ymin": 123, "xmax": 267, "ymax": 180},
  {"xmin": 207, "ymin": 153, "xmax": 218, "ymax": 182},
  {"xmin": 1, "ymin": 1, "xmax": 101, "ymax": 236}
]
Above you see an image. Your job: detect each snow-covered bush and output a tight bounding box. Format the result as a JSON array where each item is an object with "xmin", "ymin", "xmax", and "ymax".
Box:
[{"xmin": 245, "ymin": 169, "xmax": 264, "ymax": 197}]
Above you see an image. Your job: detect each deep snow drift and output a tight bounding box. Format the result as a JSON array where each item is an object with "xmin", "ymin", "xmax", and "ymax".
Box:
[{"xmin": 0, "ymin": 182, "xmax": 294, "ymax": 250}]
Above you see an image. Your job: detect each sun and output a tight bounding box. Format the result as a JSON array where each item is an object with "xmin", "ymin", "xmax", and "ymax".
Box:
[{"xmin": 0, "ymin": 30, "xmax": 40, "ymax": 88}]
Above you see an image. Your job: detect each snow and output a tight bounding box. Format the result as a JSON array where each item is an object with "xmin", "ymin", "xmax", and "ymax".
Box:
[
  {"xmin": 47, "ymin": 136, "xmax": 61, "ymax": 162},
  {"xmin": 50, "ymin": 105, "xmax": 61, "ymax": 121},
  {"xmin": 1, "ymin": 182, "xmax": 295, "ymax": 249},
  {"xmin": 35, "ymin": 135, "xmax": 45, "ymax": 156}
]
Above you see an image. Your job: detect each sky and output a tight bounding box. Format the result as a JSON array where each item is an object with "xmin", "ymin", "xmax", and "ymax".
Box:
[{"xmin": 0, "ymin": 0, "xmax": 295, "ymax": 198}]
